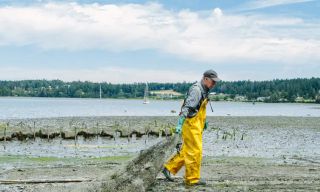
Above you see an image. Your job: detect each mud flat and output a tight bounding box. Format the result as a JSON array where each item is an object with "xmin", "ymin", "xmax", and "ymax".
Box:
[
  {"xmin": 151, "ymin": 156, "xmax": 320, "ymax": 191},
  {"xmin": 0, "ymin": 116, "xmax": 319, "ymax": 191}
]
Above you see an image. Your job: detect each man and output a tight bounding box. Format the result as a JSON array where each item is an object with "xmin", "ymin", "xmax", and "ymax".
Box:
[{"xmin": 162, "ymin": 69, "xmax": 220, "ymax": 186}]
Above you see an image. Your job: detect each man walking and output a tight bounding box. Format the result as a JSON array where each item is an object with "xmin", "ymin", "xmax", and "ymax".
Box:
[{"xmin": 162, "ymin": 69, "xmax": 220, "ymax": 186}]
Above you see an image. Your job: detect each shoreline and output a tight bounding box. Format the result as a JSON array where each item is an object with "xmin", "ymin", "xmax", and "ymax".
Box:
[{"xmin": 1, "ymin": 96, "xmax": 319, "ymax": 104}]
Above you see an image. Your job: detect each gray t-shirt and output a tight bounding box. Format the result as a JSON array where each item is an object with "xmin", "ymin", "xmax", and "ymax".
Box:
[{"xmin": 180, "ymin": 81, "xmax": 209, "ymax": 118}]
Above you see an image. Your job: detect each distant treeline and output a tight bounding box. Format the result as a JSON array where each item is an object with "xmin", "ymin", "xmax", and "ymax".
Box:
[
  {"xmin": 0, "ymin": 78, "xmax": 319, "ymax": 103},
  {"xmin": 216, "ymin": 78, "xmax": 320, "ymax": 103}
]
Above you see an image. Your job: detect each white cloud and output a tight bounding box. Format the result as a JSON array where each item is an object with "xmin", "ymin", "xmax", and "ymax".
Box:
[
  {"xmin": 0, "ymin": 67, "xmax": 199, "ymax": 83},
  {"xmin": 212, "ymin": 8, "xmax": 223, "ymax": 18},
  {"xmin": 0, "ymin": 2, "xmax": 319, "ymax": 64}
]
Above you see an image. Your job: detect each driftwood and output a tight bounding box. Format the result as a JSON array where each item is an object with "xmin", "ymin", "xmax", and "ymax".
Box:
[{"xmin": 89, "ymin": 134, "xmax": 179, "ymax": 192}]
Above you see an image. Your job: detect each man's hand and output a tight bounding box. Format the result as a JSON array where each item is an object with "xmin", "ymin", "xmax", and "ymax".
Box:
[{"xmin": 176, "ymin": 116, "xmax": 185, "ymax": 134}]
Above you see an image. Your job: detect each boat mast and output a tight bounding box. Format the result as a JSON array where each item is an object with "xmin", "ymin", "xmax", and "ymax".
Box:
[{"xmin": 99, "ymin": 83, "xmax": 102, "ymax": 99}]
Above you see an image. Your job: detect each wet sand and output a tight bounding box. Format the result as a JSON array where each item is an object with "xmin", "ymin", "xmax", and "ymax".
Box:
[{"xmin": 0, "ymin": 116, "xmax": 319, "ymax": 191}]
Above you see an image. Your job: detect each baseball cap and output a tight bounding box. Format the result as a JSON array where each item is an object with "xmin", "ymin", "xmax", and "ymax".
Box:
[{"xmin": 203, "ymin": 69, "xmax": 220, "ymax": 82}]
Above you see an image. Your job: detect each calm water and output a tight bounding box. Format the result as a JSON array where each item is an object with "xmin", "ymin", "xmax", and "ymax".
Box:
[{"xmin": 0, "ymin": 97, "xmax": 319, "ymax": 119}]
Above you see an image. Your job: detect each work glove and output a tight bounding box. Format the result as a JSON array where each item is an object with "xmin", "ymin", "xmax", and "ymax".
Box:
[
  {"xmin": 175, "ymin": 116, "xmax": 185, "ymax": 134},
  {"xmin": 204, "ymin": 119, "xmax": 208, "ymax": 130}
]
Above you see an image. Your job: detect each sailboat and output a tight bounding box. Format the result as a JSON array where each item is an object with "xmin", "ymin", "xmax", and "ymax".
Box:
[{"xmin": 143, "ymin": 82, "xmax": 150, "ymax": 104}]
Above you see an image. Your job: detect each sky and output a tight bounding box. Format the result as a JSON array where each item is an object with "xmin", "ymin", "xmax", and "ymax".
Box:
[{"xmin": 0, "ymin": 0, "xmax": 319, "ymax": 83}]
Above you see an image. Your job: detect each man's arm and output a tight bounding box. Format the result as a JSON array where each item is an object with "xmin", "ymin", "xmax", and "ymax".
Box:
[{"xmin": 180, "ymin": 85, "xmax": 202, "ymax": 118}]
